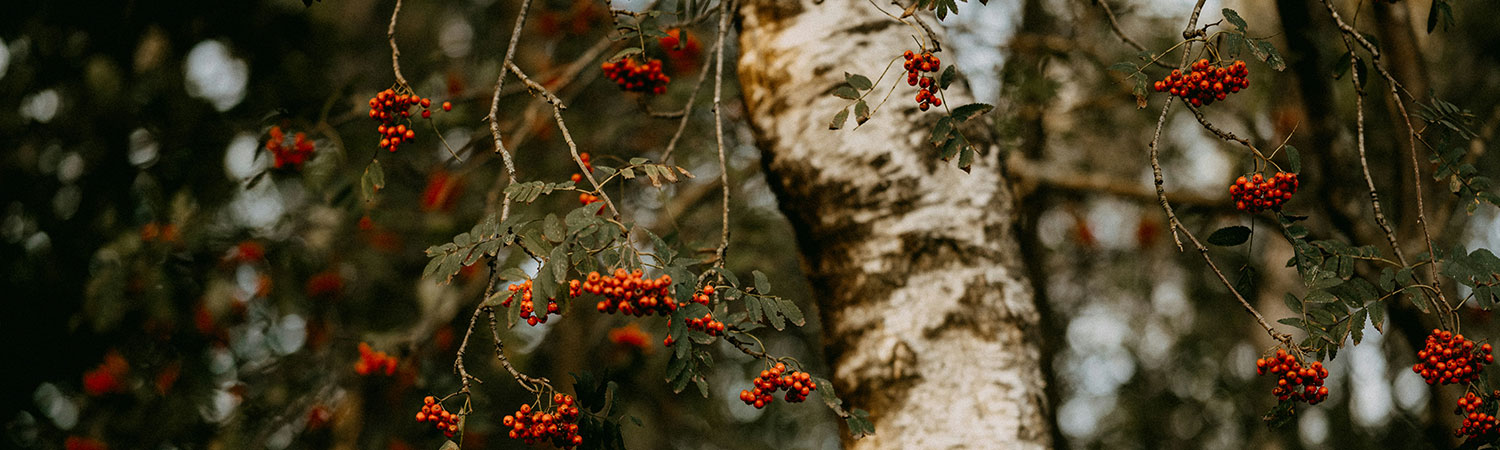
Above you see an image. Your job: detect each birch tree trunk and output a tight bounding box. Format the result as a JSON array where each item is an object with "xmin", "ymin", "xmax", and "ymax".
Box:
[{"xmin": 736, "ymin": 2, "xmax": 1052, "ymax": 448}]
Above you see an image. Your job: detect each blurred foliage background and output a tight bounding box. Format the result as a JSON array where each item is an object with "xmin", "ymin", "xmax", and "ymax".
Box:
[{"xmin": 2, "ymin": 0, "xmax": 1499, "ymax": 449}]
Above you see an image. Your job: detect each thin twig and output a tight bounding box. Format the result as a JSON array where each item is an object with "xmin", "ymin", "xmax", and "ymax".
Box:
[
  {"xmin": 484, "ymin": 0, "xmax": 535, "ymax": 222},
  {"xmin": 508, "ymin": 61, "xmax": 624, "ymax": 219},
  {"xmin": 388, "ymin": 0, "xmax": 410, "ymax": 91},
  {"xmin": 1091, "ymin": 0, "xmax": 1174, "ymax": 69},
  {"xmin": 711, "ymin": 0, "xmax": 734, "ymax": 268},
  {"xmin": 661, "ymin": 53, "xmax": 716, "ymax": 164},
  {"xmin": 1340, "ymin": 34, "xmax": 1409, "ymax": 268},
  {"xmin": 1320, "ymin": 0, "xmax": 1451, "ymax": 323}
]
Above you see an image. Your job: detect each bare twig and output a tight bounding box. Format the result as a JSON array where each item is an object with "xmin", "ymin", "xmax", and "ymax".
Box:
[
  {"xmin": 506, "ymin": 61, "xmax": 623, "ymax": 219},
  {"xmin": 661, "ymin": 53, "xmax": 716, "ymax": 163},
  {"xmin": 1090, "ymin": 0, "xmax": 1174, "ymax": 69},
  {"xmin": 1341, "ymin": 35, "xmax": 1409, "ymax": 268},
  {"xmin": 711, "ymin": 0, "xmax": 734, "ymax": 268},
  {"xmin": 388, "ymin": 0, "xmax": 410, "ymax": 91},
  {"xmin": 484, "ymin": 0, "xmax": 535, "ymax": 222},
  {"xmin": 1320, "ymin": 0, "xmax": 1451, "ymax": 322}
]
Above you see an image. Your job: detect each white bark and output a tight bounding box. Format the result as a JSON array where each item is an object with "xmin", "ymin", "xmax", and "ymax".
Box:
[{"xmin": 736, "ymin": 1, "xmax": 1051, "ymax": 449}]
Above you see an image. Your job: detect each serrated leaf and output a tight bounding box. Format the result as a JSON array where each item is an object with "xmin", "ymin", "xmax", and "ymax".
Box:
[
  {"xmin": 361, "ymin": 159, "xmax": 385, "ymax": 203},
  {"xmin": 829, "ymin": 108, "xmax": 850, "ymax": 130},
  {"xmin": 779, "ymin": 298, "xmax": 805, "ymax": 326},
  {"xmin": 931, "ymin": 116, "xmax": 954, "ymax": 145},
  {"xmin": 832, "ymin": 85, "xmax": 860, "ymax": 100},
  {"xmin": 752, "ymin": 270, "xmax": 771, "ymax": 294},
  {"xmin": 1278, "ymin": 317, "xmax": 1306, "ymax": 330},
  {"xmin": 951, "ymin": 103, "xmax": 994, "ymax": 122},
  {"xmin": 549, "ymin": 245, "xmax": 569, "ymax": 284},
  {"xmin": 1284, "ymin": 293, "xmax": 1302, "ymax": 312},
  {"xmin": 610, "ymin": 47, "xmax": 643, "ymax": 61},
  {"xmin": 1223, "ymin": 8, "xmax": 1248, "ymax": 31},
  {"xmin": 765, "ymin": 298, "xmax": 786, "ymax": 330},
  {"xmin": 845, "ymin": 73, "xmax": 873, "ymax": 91},
  {"xmin": 1285, "ymin": 145, "xmax": 1301, "ymax": 174},
  {"xmin": 1107, "ymin": 62, "xmax": 1138, "ymax": 74},
  {"xmin": 854, "ymin": 100, "xmax": 870, "ymax": 125},
  {"xmin": 1207, "ymin": 226, "xmax": 1252, "ymax": 246},
  {"xmin": 744, "ymin": 295, "xmax": 763, "ymax": 322},
  {"xmin": 1369, "ymin": 300, "xmax": 1385, "ymax": 332},
  {"xmin": 939, "ymin": 65, "xmax": 956, "ymax": 90},
  {"xmin": 544, "ymin": 214, "xmax": 565, "ymax": 242},
  {"xmin": 957, "ymin": 146, "xmax": 974, "ymax": 172},
  {"xmin": 423, "ymin": 255, "xmax": 446, "ymax": 279}
]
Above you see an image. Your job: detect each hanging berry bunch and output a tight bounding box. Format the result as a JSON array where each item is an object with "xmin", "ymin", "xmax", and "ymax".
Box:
[
  {"xmin": 265, "ymin": 126, "xmax": 315, "ymax": 169},
  {"xmin": 354, "ymin": 342, "xmax": 398, "ymax": 376},
  {"xmin": 1229, "ymin": 171, "xmax": 1299, "ymax": 213},
  {"xmin": 738, "ymin": 363, "xmax": 817, "ymax": 409},
  {"xmin": 501, "ymin": 393, "xmax": 583, "ymax": 448},
  {"xmin": 416, "ymin": 396, "xmax": 461, "ymax": 438},
  {"xmin": 572, "ymin": 152, "xmax": 602, "ymax": 206},
  {"xmin": 576, "ymin": 269, "xmax": 680, "ymax": 316},
  {"xmin": 366, "ymin": 88, "xmax": 449, "ymax": 152},
  {"xmin": 681, "ymin": 286, "xmax": 724, "ymax": 336},
  {"xmin": 1254, "ymin": 349, "xmax": 1329, "ymax": 405},
  {"xmin": 1456, "ymin": 391, "xmax": 1500, "ymax": 441},
  {"xmin": 1153, "ymin": 59, "xmax": 1250, "ymax": 107},
  {"xmin": 602, "ymin": 58, "xmax": 670, "ymax": 95},
  {"xmin": 663, "ymin": 285, "xmax": 722, "ymax": 346},
  {"xmin": 500, "ymin": 279, "xmax": 561, "ymax": 326},
  {"xmin": 902, "ymin": 50, "xmax": 942, "ymax": 111},
  {"xmin": 1414, "ymin": 329, "xmax": 1494, "ymax": 385}
]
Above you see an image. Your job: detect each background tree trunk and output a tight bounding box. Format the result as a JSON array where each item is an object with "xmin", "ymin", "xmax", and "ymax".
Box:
[{"xmin": 736, "ymin": 1, "xmax": 1051, "ymax": 448}]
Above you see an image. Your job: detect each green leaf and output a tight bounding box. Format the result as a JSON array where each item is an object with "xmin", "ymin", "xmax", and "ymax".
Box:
[
  {"xmin": 744, "ymin": 295, "xmax": 763, "ymax": 322},
  {"xmin": 845, "ymin": 73, "xmax": 873, "ymax": 91},
  {"xmin": 1285, "ymin": 145, "xmax": 1301, "ymax": 174},
  {"xmin": 1368, "ymin": 300, "xmax": 1386, "ymax": 332},
  {"xmin": 1207, "ymin": 226, "xmax": 1252, "ymax": 246},
  {"xmin": 939, "ymin": 65, "xmax": 957, "ymax": 90},
  {"xmin": 1284, "ymin": 293, "xmax": 1302, "ymax": 312},
  {"xmin": 544, "ymin": 214, "xmax": 566, "ymax": 243},
  {"xmin": 829, "ymin": 108, "xmax": 850, "ymax": 130},
  {"xmin": 361, "ymin": 159, "xmax": 385, "ymax": 203},
  {"xmin": 1254, "ymin": 39, "xmax": 1287, "ymax": 71},
  {"xmin": 752, "ymin": 270, "xmax": 771, "ymax": 294},
  {"xmin": 1222, "ymin": 8, "xmax": 1248, "ymax": 31},
  {"xmin": 779, "ymin": 298, "xmax": 805, "ymax": 326},
  {"xmin": 854, "ymin": 100, "xmax": 871, "ymax": 125},
  {"xmin": 609, "ymin": 47, "xmax": 642, "ymax": 61},
  {"xmin": 1304, "ymin": 290, "xmax": 1336, "ymax": 304},
  {"xmin": 950, "ymin": 103, "xmax": 994, "ymax": 122},
  {"xmin": 931, "ymin": 116, "xmax": 954, "ymax": 145},
  {"xmin": 1106, "ymin": 62, "xmax": 1138, "ymax": 74},
  {"xmin": 1278, "ymin": 317, "xmax": 1306, "ymax": 330},
  {"xmin": 957, "ymin": 146, "xmax": 974, "ymax": 172},
  {"xmin": 549, "ymin": 245, "xmax": 569, "ymax": 284},
  {"xmin": 814, "ymin": 376, "xmax": 841, "ymax": 408},
  {"xmin": 832, "ymin": 85, "xmax": 860, "ymax": 100}
]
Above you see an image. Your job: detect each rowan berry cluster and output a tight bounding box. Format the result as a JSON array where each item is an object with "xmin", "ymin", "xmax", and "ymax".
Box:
[
  {"xmin": 681, "ymin": 286, "xmax": 724, "ymax": 336},
  {"xmin": 1255, "ymin": 349, "xmax": 1329, "ymax": 405},
  {"xmin": 571, "ymin": 153, "xmax": 603, "ymax": 206},
  {"xmin": 416, "ymin": 396, "xmax": 461, "ymax": 438},
  {"xmin": 265, "ymin": 126, "xmax": 315, "ymax": 169},
  {"xmin": 355, "ymin": 342, "xmax": 398, "ymax": 376},
  {"xmin": 1229, "ymin": 172, "xmax": 1299, "ymax": 213},
  {"xmin": 902, "ymin": 50, "xmax": 942, "ymax": 111},
  {"xmin": 366, "ymin": 88, "xmax": 449, "ymax": 152},
  {"xmin": 501, "ymin": 279, "xmax": 561, "ymax": 326},
  {"xmin": 1153, "ymin": 59, "xmax": 1250, "ymax": 107},
  {"xmin": 1456, "ymin": 392, "xmax": 1499, "ymax": 440},
  {"xmin": 602, "ymin": 58, "xmax": 670, "ymax": 94},
  {"xmin": 502, "ymin": 393, "xmax": 583, "ymax": 448},
  {"xmin": 577, "ymin": 269, "xmax": 679, "ymax": 316},
  {"xmin": 739, "ymin": 363, "xmax": 817, "ymax": 409},
  {"xmin": 1414, "ymin": 329, "xmax": 1494, "ymax": 385}
]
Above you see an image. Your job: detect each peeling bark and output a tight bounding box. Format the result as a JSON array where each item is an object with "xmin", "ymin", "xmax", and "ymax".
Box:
[{"xmin": 737, "ymin": 1, "xmax": 1051, "ymax": 448}]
